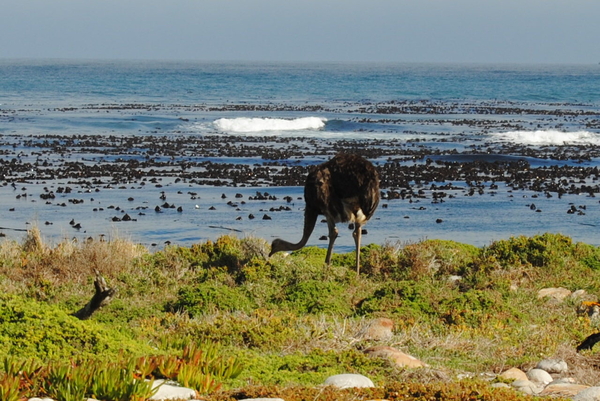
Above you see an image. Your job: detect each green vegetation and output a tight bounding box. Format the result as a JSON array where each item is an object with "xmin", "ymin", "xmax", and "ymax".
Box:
[{"xmin": 1, "ymin": 229, "xmax": 600, "ymax": 400}]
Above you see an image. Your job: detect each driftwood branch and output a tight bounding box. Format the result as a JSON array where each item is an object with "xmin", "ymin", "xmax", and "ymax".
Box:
[{"xmin": 72, "ymin": 270, "xmax": 116, "ymax": 320}]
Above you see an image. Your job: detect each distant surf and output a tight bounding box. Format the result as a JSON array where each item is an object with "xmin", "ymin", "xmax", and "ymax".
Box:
[
  {"xmin": 214, "ymin": 117, "xmax": 326, "ymax": 133},
  {"xmin": 490, "ymin": 130, "xmax": 600, "ymax": 145}
]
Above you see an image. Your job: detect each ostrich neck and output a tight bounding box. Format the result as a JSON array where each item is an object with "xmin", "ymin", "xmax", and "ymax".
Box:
[{"xmin": 284, "ymin": 206, "xmax": 319, "ymax": 250}]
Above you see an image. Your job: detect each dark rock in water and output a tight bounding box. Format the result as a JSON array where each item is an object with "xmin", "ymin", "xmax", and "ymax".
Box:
[
  {"xmin": 262, "ymin": 214, "xmax": 272, "ymax": 220},
  {"xmin": 122, "ymin": 214, "xmax": 132, "ymax": 221},
  {"xmin": 436, "ymin": 218, "xmax": 443, "ymax": 223}
]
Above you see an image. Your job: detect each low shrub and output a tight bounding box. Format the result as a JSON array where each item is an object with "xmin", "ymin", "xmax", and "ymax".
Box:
[{"xmin": 0, "ymin": 294, "xmax": 152, "ymax": 361}]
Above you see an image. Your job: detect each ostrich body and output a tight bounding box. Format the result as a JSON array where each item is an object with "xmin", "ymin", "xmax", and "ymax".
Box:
[{"xmin": 270, "ymin": 153, "xmax": 379, "ymax": 274}]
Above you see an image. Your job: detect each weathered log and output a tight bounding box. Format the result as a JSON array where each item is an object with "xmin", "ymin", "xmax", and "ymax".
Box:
[{"xmin": 72, "ymin": 270, "xmax": 115, "ymax": 320}]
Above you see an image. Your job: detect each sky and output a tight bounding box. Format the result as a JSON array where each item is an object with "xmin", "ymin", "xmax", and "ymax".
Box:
[{"xmin": 2, "ymin": 0, "xmax": 600, "ymax": 64}]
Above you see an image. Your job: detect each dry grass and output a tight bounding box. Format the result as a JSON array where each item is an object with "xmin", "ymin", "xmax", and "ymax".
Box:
[{"xmin": 0, "ymin": 227, "xmax": 148, "ymax": 300}]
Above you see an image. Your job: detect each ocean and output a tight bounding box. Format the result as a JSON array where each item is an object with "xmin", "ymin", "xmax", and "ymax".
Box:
[{"xmin": 1, "ymin": 60, "xmax": 599, "ymax": 251}]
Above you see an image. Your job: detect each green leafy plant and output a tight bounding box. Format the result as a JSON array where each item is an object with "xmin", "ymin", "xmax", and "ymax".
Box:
[
  {"xmin": 90, "ymin": 359, "xmax": 158, "ymax": 401},
  {"xmin": 40, "ymin": 362, "xmax": 91, "ymax": 401},
  {"xmin": 0, "ymin": 373, "xmax": 22, "ymax": 401}
]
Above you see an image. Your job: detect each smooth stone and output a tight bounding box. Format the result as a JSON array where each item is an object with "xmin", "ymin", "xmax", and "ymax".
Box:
[
  {"xmin": 573, "ymin": 386, "xmax": 600, "ymax": 401},
  {"xmin": 549, "ymin": 377, "xmax": 576, "ymax": 385},
  {"xmin": 536, "ymin": 358, "xmax": 568, "ymax": 374},
  {"xmin": 571, "ymin": 289, "xmax": 591, "ymax": 300},
  {"xmin": 358, "ymin": 318, "xmax": 394, "ymax": 341},
  {"xmin": 498, "ymin": 367, "xmax": 528, "ymax": 381},
  {"xmin": 239, "ymin": 399, "xmax": 285, "ymax": 401},
  {"xmin": 490, "ymin": 383, "xmax": 511, "ymax": 389},
  {"xmin": 537, "ymin": 287, "xmax": 572, "ymax": 301},
  {"xmin": 324, "ymin": 373, "xmax": 375, "ymax": 389},
  {"xmin": 363, "ymin": 346, "xmax": 427, "ymax": 368},
  {"xmin": 511, "ymin": 379, "xmax": 541, "ymax": 395},
  {"xmin": 540, "ymin": 383, "xmax": 590, "ymax": 397},
  {"xmin": 150, "ymin": 380, "xmax": 197, "ymax": 400},
  {"xmin": 526, "ymin": 368, "xmax": 553, "ymax": 385}
]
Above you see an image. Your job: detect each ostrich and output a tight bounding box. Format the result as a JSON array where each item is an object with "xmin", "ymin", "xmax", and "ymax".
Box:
[{"xmin": 269, "ymin": 153, "xmax": 380, "ymax": 275}]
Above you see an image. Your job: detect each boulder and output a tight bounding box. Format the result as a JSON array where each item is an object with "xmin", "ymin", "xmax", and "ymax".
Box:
[
  {"xmin": 324, "ymin": 373, "xmax": 375, "ymax": 389},
  {"xmin": 363, "ymin": 346, "xmax": 427, "ymax": 368}
]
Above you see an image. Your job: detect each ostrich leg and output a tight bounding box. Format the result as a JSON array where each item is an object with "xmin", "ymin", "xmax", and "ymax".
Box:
[
  {"xmin": 325, "ymin": 221, "xmax": 339, "ymax": 265},
  {"xmin": 353, "ymin": 223, "xmax": 362, "ymax": 275}
]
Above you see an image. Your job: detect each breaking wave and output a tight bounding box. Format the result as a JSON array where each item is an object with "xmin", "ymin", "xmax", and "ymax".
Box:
[
  {"xmin": 490, "ymin": 130, "xmax": 600, "ymax": 145},
  {"xmin": 214, "ymin": 117, "xmax": 326, "ymax": 133}
]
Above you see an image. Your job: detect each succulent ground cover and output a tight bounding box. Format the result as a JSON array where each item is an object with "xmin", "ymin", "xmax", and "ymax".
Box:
[{"xmin": 1, "ymin": 228, "xmax": 600, "ymax": 400}]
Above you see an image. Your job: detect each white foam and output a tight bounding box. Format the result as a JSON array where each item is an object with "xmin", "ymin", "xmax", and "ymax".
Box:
[
  {"xmin": 213, "ymin": 117, "xmax": 326, "ymax": 133},
  {"xmin": 490, "ymin": 130, "xmax": 600, "ymax": 145}
]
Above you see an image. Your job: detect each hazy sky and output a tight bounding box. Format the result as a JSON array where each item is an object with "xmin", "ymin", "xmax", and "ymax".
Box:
[{"xmin": 2, "ymin": 0, "xmax": 599, "ymax": 64}]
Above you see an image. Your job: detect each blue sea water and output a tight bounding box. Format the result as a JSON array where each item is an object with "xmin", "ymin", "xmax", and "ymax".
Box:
[{"xmin": 1, "ymin": 60, "xmax": 600, "ymax": 249}]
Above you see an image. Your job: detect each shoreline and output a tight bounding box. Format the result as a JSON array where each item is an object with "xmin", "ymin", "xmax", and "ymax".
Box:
[{"xmin": 1, "ymin": 133, "xmax": 600, "ymax": 250}]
